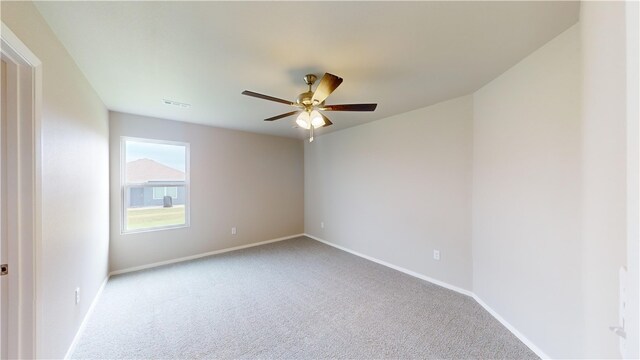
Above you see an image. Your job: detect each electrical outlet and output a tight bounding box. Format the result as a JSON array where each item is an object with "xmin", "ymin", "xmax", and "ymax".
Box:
[
  {"xmin": 75, "ymin": 287, "xmax": 80, "ymax": 305},
  {"xmin": 321, "ymin": 222, "xmax": 324, "ymax": 229},
  {"xmin": 231, "ymin": 227, "xmax": 237, "ymax": 235},
  {"xmin": 433, "ymin": 250, "xmax": 440, "ymax": 261}
]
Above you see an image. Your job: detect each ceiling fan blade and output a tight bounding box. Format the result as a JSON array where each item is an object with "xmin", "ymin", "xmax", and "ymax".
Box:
[
  {"xmin": 311, "ymin": 73, "xmax": 343, "ymax": 104},
  {"xmin": 242, "ymin": 90, "xmax": 294, "ymax": 106},
  {"xmin": 320, "ymin": 103, "xmax": 377, "ymax": 112},
  {"xmin": 264, "ymin": 111, "xmax": 299, "ymax": 122},
  {"xmin": 320, "ymin": 113, "xmax": 333, "ymax": 127}
]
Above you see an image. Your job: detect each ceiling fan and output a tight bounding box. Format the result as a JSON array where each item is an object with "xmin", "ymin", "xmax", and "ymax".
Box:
[{"xmin": 242, "ymin": 73, "xmax": 377, "ymax": 142}]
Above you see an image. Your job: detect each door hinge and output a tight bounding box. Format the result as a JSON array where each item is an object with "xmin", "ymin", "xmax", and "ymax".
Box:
[{"xmin": 0, "ymin": 264, "xmax": 7, "ymax": 276}]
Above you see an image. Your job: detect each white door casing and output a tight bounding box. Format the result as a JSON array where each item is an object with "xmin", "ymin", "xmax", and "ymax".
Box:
[
  {"xmin": 0, "ymin": 22, "xmax": 42, "ymax": 359},
  {"xmin": 1, "ymin": 55, "xmax": 8, "ymax": 360}
]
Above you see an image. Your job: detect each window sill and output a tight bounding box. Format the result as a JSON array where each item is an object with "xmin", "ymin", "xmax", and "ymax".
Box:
[{"xmin": 121, "ymin": 224, "xmax": 190, "ymax": 235}]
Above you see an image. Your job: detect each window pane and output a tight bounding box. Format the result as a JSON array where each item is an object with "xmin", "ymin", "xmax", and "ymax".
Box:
[
  {"xmin": 126, "ymin": 185, "xmax": 186, "ymax": 231},
  {"xmin": 125, "ymin": 140, "xmax": 186, "ymax": 183},
  {"xmin": 122, "ymin": 138, "xmax": 188, "ymax": 233}
]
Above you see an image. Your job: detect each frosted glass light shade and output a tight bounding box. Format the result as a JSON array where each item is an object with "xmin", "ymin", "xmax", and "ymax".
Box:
[
  {"xmin": 296, "ymin": 112, "xmax": 311, "ymax": 129},
  {"xmin": 310, "ymin": 110, "xmax": 325, "ymax": 128}
]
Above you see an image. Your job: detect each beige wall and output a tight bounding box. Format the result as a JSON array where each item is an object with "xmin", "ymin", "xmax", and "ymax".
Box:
[
  {"xmin": 625, "ymin": 1, "xmax": 640, "ymax": 357},
  {"xmin": 305, "ymin": 96, "xmax": 473, "ymax": 290},
  {"xmin": 472, "ymin": 25, "xmax": 583, "ymax": 358},
  {"xmin": 304, "ymin": 23, "xmax": 587, "ymax": 358},
  {"xmin": 1, "ymin": 2, "xmax": 110, "ymax": 359},
  {"xmin": 109, "ymin": 112, "xmax": 304, "ymax": 272},
  {"xmin": 580, "ymin": 2, "xmax": 630, "ymax": 358}
]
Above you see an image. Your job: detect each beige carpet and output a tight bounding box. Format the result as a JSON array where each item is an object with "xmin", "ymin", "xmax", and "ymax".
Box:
[{"xmin": 72, "ymin": 236, "xmax": 538, "ymax": 359}]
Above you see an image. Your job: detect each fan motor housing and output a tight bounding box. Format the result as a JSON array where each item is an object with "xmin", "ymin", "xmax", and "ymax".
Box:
[{"xmin": 296, "ymin": 91, "xmax": 314, "ymax": 106}]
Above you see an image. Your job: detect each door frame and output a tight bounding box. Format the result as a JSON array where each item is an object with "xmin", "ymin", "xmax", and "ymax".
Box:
[{"xmin": 0, "ymin": 22, "xmax": 42, "ymax": 359}]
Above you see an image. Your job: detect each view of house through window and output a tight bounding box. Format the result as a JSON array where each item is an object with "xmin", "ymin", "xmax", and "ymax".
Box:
[{"xmin": 122, "ymin": 138, "xmax": 189, "ymax": 232}]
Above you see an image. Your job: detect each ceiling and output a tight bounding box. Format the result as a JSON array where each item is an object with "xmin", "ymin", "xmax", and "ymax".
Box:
[{"xmin": 35, "ymin": 1, "xmax": 579, "ymax": 139}]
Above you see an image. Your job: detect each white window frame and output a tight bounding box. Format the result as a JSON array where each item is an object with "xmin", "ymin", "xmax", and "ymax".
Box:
[{"xmin": 120, "ymin": 136, "xmax": 190, "ymax": 234}]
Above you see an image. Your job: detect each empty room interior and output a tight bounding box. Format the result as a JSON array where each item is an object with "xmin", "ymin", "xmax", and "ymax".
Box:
[{"xmin": 1, "ymin": 1, "xmax": 639, "ymax": 359}]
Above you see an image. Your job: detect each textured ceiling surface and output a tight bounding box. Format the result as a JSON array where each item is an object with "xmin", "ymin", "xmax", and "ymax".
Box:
[{"xmin": 35, "ymin": 1, "xmax": 579, "ymax": 138}]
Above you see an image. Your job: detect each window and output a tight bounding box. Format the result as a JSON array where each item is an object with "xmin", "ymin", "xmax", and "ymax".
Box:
[{"xmin": 121, "ymin": 137, "xmax": 189, "ymax": 233}]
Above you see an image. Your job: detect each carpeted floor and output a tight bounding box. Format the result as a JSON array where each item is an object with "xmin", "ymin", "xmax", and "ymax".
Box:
[{"xmin": 72, "ymin": 236, "xmax": 538, "ymax": 359}]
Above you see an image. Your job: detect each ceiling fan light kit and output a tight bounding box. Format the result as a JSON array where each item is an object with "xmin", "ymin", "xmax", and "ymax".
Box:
[
  {"xmin": 242, "ymin": 72, "xmax": 378, "ymax": 142},
  {"xmin": 296, "ymin": 112, "xmax": 311, "ymax": 129},
  {"xmin": 296, "ymin": 110, "xmax": 325, "ymax": 130},
  {"xmin": 310, "ymin": 110, "xmax": 325, "ymax": 128}
]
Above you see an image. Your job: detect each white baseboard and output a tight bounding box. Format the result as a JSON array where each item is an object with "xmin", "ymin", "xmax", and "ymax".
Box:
[
  {"xmin": 304, "ymin": 233, "xmax": 549, "ymax": 359},
  {"xmin": 109, "ymin": 233, "xmax": 305, "ymax": 276},
  {"xmin": 64, "ymin": 276, "xmax": 109, "ymax": 359},
  {"xmin": 472, "ymin": 294, "xmax": 550, "ymax": 359},
  {"xmin": 304, "ymin": 233, "xmax": 473, "ymax": 297}
]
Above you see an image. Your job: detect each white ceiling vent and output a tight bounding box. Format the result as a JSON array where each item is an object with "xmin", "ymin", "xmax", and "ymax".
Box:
[{"xmin": 163, "ymin": 99, "xmax": 191, "ymax": 109}]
